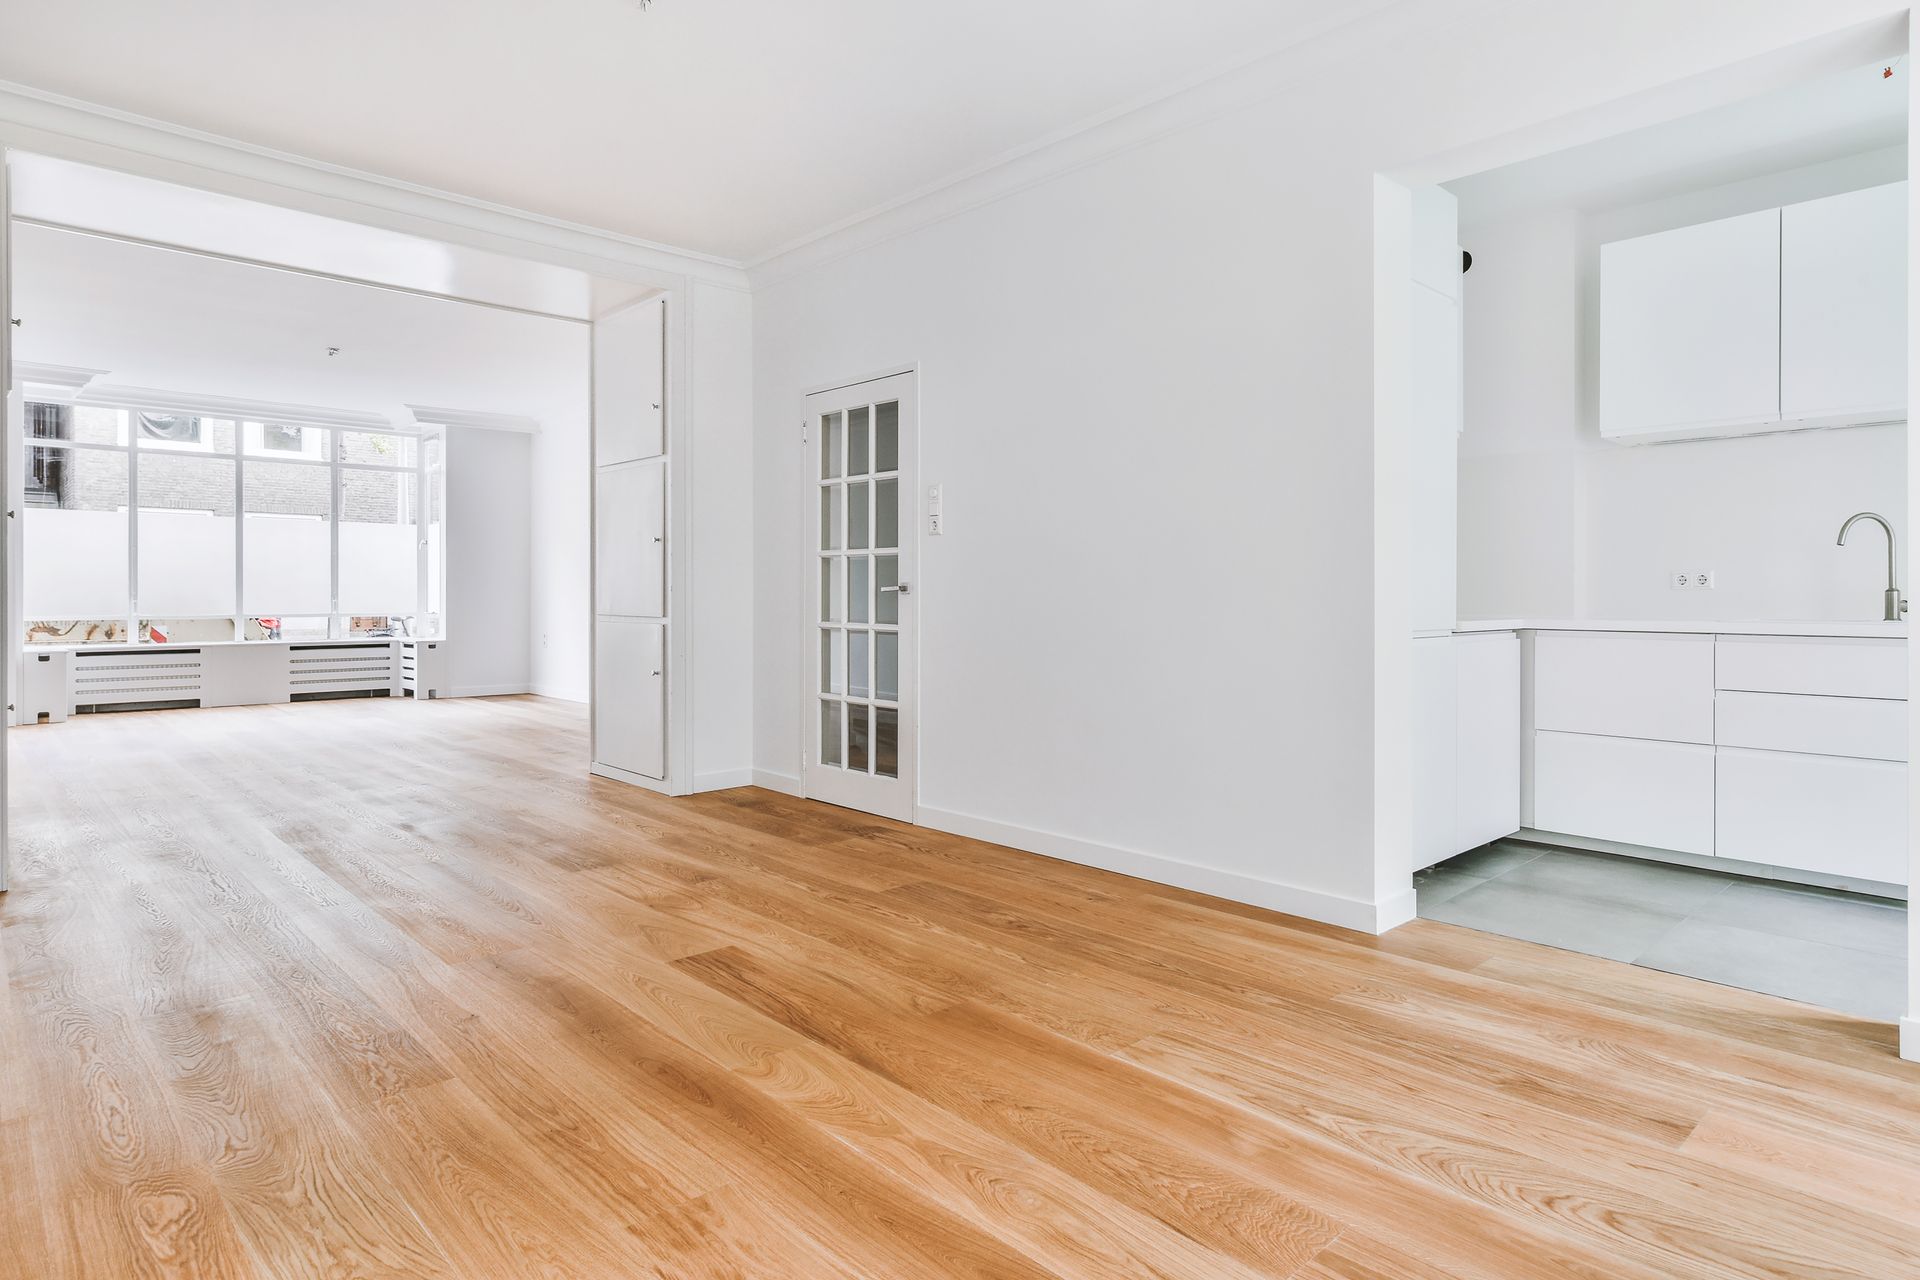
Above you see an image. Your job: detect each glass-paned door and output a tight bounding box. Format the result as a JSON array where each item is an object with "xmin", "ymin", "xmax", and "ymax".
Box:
[{"xmin": 803, "ymin": 371, "xmax": 915, "ymax": 821}]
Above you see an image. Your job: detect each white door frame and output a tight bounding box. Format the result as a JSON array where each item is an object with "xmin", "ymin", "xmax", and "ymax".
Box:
[{"xmin": 797, "ymin": 364, "xmax": 919, "ymax": 822}]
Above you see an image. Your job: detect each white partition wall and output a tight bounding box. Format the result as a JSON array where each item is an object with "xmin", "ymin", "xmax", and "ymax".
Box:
[{"xmin": 590, "ymin": 296, "xmax": 669, "ymax": 785}]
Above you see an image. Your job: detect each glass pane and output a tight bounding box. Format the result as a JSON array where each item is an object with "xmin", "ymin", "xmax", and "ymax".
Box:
[
  {"xmin": 819, "ymin": 629, "xmax": 834, "ymax": 693},
  {"xmin": 821, "ymin": 486, "xmax": 842, "ymax": 551},
  {"xmin": 345, "ymin": 615, "xmax": 410, "ymax": 637},
  {"xmin": 244, "ymin": 421, "xmax": 329, "ymax": 460},
  {"xmin": 339, "ymin": 469, "xmax": 418, "ymax": 612},
  {"xmin": 137, "ymin": 414, "xmax": 235, "ymax": 453},
  {"xmin": 140, "ymin": 617, "xmax": 234, "ymax": 644},
  {"xmin": 24, "ymin": 445, "xmax": 128, "ymax": 623},
  {"xmin": 876, "ymin": 402, "xmax": 899, "ymax": 472},
  {"xmin": 26, "ymin": 619, "xmax": 127, "ymax": 646},
  {"xmin": 828, "ymin": 629, "xmax": 846, "ymax": 695},
  {"xmin": 244, "ymin": 459, "xmax": 332, "ymax": 614},
  {"xmin": 847, "ymin": 701, "xmax": 870, "ymax": 773},
  {"xmin": 66, "ymin": 405, "xmax": 127, "ymax": 446},
  {"xmin": 849, "ymin": 630, "xmax": 870, "ymax": 699},
  {"xmin": 821, "ymin": 413, "xmax": 842, "ymax": 480},
  {"xmin": 247, "ymin": 616, "xmax": 328, "ymax": 640},
  {"xmin": 137, "ymin": 452, "xmax": 237, "ymax": 616},
  {"xmin": 848, "ymin": 481, "xmax": 868, "ymax": 550},
  {"xmin": 876, "ymin": 479, "xmax": 899, "ymax": 549},
  {"xmin": 820, "ymin": 699, "xmax": 843, "ymax": 767},
  {"xmin": 875, "ymin": 706, "xmax": 899, "ymax": 779},
  {"xmin": 338, "ymin": 431, "xmax": 417, "ymax": 468},
  {"xmin": 876, "ymin": 555, "xmax": 899, "ymax": 624},
  {"xmin": 876, "ymin": 632, "xmax": 898, "ymax": 702},
  {"xmin": 847, "ymin": 406, "xmax": 870, "ymax": 476},
  {"xmin": 25, "ymin": 402, "xmax": 72, "ymax": 443},
  {"xmin": 849, "ymin": 555, "xmax": 869, "ymax": 624}
]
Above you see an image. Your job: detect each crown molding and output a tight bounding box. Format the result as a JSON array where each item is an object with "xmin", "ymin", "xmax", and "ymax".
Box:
[
  {"xmin": 13, "ymin": 361, "xmax": 108, "ymax": 400},
  {"xmin": 405, "ymin": 404, "xmax": 541, "ymax": 434},
  {"xmin": 0, "ymin": 80, "xmax": 750, "ymax": 293},
  {"xmin": 74, "ymin": 383, "xmax": 397, "ymax": 432}
]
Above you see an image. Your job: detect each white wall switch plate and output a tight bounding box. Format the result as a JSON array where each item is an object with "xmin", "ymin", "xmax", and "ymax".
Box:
[{"xmin": 927, "ymin": 484, "xmax": 943, "ymax": 535}]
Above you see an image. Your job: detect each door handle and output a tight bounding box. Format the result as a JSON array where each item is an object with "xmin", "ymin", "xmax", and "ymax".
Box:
[{"xmin": 880, "ymin": 582, "xmax": 911, "ymax": 595}]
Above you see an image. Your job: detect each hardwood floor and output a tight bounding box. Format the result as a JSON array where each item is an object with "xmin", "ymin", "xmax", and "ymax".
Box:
[{"xmin": 3, "ymin": 695, "xmax": 1917, "ymax": 1279}]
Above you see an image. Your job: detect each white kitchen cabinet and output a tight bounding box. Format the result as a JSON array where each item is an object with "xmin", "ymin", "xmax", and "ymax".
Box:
[
  {"xmin": 1599, "ymin": 209, "xmax": 1781, "ymax": 441},
  {"xmin": 593, "ymin": 297, "xmax": 666, "ymax": 466},
  {"xmin": 1716, "ymin": 747, "xmax": 1905, "ymax": 884},
  {"xmin": 1716, "ymin": 634, "xmax": 1905, "ymax": 700},
  {"xmin": 1534, "ymin": 730, "xmax": 1716, "ymax": 856},
  {"xmin": 1534, "ymin": 630, "xmax": 1715, "ymax": 744},
  {"xmin": 594, "ymin": 618, "xmax": 665, "ymax": 779},
  {"xmin": 1411, "ymin": 632, "xmax": 1520, "ymax": 872},
  {"xmin": 595, "ymin": 457, "xmax": 666, "ymax": 619},
  {"xmin": 1715, "ymin": 690, "xmax": 1906, "ymax": 762},
  {"xmin": 1780, "ymin": 181, "xmax": 1908, "ymax": 425},
  {"xmin": 1409, "ymin": 282, "xmax": 1461, "ymax": 634}
]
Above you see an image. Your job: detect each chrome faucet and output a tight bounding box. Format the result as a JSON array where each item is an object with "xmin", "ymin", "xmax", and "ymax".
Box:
[{"xmin": 1837, "ymin": 512, "xmax": 1908, "ymax": 621}]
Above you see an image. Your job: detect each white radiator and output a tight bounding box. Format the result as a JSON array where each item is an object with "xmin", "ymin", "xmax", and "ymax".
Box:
[
  {"xmin": 70, "ymin": 647, "xmax": 206, "ymax": 713},
  {"xmin": 286, "ymin": 643, "xmax": 401, "ymax": 701}
]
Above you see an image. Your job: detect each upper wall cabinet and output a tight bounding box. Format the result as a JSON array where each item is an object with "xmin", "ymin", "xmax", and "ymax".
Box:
[
  {"xmin": 1780, "ymin": 181, "xmax": 1908, "ymax": 425},
  {"xmin": 594, "ymin": 297, "xmax": 666, "ymax": 465},
  {"xmin": 1599, "ymin": 208, "xmax": 1781, "ymax": 442},
  {"xmin": 1599, "ymin": 182, "xmax": 1908, "ymax": 444}
]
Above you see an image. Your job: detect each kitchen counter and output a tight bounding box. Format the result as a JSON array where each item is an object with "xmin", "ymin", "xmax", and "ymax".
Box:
[{"xmin": 1439, "ymin": 618, "xmax": 1909, "ymax": 639}]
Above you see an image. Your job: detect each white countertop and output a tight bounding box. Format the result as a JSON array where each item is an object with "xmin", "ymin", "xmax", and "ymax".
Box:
[{"xmin": 1439, "ymin": 618, "xmax": 1908, "ymax": 639}]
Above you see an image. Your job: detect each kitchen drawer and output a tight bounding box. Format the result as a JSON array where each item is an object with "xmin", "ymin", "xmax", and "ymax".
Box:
[
  {"xmin": 1715, "ymin": 691, "xmax": 1906, "ymax": 762},
  {"xmin": 1716, "ymin": 747, "xmax": 1906, "ymax": 885},
  {"xmin": 1715, "ymin": 635, "xmax": 1905, "ymax": 700},
  {"xmin": 1534, "ymin": 731, "xmax": 1715, "ymax": 856},
  {"xmin": 1535, "ymin": 631, "xmax": 1714, "ymax": 744}
]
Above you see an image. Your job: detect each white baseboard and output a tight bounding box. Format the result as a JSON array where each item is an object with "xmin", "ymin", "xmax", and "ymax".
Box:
[
  {"xmin": 918, "ymin": 803, "xmax": 1406, "ymax": 935},
  {"xmin": 448, "ymin": 683, "xmax": 532, "ymax": 698},
  {"xmin": 529, "ymin": 684, "xmax": 588, "ymax": 703},
  {"xmin": 694, "ymin": 768, "xmax": 754, "ymax": 793},
  {"xmin": 1902, "ymin": 1017, "xmax": 1920, "ymax": 1063},
  {"xmin": 751, "ymin": 768, "xmax": 803, "ymax": 797},
  {"xmin": 590, "ymin": 761, "xmax": 673, "ymax": 794}
]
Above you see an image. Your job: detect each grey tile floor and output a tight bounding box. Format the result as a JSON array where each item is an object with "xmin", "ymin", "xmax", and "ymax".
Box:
[{"xmin": 1416, "ymin": 842, "xmax": 1908, "ymax": 1021}]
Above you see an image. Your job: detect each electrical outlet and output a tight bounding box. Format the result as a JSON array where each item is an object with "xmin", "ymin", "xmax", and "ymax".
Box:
[{"xmin": 1669, "ymin": 569, "xmax": 1716, "ymax": 591}]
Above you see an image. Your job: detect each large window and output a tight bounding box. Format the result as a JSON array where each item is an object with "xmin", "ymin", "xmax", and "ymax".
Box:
[{"xmin": 22, "ymin": 404, "xmax": 444, "ymax": 645}]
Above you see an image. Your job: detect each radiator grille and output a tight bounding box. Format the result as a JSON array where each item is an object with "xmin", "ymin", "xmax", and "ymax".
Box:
[
  {"xmin": 288, "ymin": 644, "xmax": 398, "ymax": 701},
  {"xmin": 72, "ymin": 648, "xmax": 204, "ymax": 713}
]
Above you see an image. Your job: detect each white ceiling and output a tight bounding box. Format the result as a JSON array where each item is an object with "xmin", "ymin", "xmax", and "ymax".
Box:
[
  {"xmin": 1449, "ymin": 59, "xmax": 1909, "ymax": 227},
  {"xmin": 0, "ymin": 0, "xmax": 1389, "ymax": 264},
  {"xmin": 12, "ymin": 222, "xmax": 588, "ymax": 427}
]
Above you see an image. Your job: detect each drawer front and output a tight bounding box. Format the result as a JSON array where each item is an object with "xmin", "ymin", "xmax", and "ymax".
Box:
[
  {"xmin": 1715, "ymin": 691, "xmax": 1907, "ymax": 762},
  {"xmin": 1715, "ymin": 635, "xmax": 1905, "ymax": 700},
  {"xmin": 1535, "ymin": 631, "xmax": 1715, "ymax": 744},
  {"xmin": 1716, "ymin": 748, "xmax": 1906, "ymax": 885},
  {"xmin": 1534, "ymin": 731, "xmax": 1715, "ymax": 856}
]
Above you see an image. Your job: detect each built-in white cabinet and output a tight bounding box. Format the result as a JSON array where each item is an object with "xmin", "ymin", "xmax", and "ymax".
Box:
[
  {"xmin": 595, "ymin": 458, "xmax": 666, "ymax": 618},
  {"xmin": 1411, "ymin": 632, "xmax": 1520, "ymax": 872},
  {"xmin": 1407, "ymin": 184, "xmax": 1461, "ymax": 635},
  {"xmin": 1599, "ymin": 209, "xmax": 1781, "ymax": 441},
  {"xmin": 1522, "ymin": 628, "xmax": 1907, "ymax": 887},
  {"xmin": 1599, "ymin": 181, "xmax": 1908, "ymax": 443},
  {"xmin": 592, "ymin": 296, "xmax": 669, "ymax": 784},
  {"xmin": 1535, "ymin": 730, "xmax": 1716, "ymax": 856},
  {"xmin": 594, "ymin": 618, "xmax": 665, "ymax": 780},
  {"xmin": 1716, "ymin": 748, "xmax": 1906, "ymax": 884},
  {"xmin": 1780, "ymin": 181, "xmax": 1908, "ymax": 425}
]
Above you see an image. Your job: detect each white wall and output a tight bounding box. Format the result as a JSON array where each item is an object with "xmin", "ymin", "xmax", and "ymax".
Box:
[
  {"xmin": 752, "ymin": 0, "xmax": 1904, "ymax": 930},
  {"xmin": 447, "ymin": 426, "xmax": 532, "ymax": 695},
  {"xmin": 530, "ymin": 409, "xmax": 591, "ymax": 701},
  {"xmin": 1459, "ymin": 145, "xmax": 1908, "ymax": 622}
]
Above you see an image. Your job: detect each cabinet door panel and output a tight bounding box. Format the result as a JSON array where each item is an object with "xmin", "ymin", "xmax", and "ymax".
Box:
[
  {"xmin": 1715, "ymin": 635, "xmax": 1905, "ymax": 700},
  {"xmin": 1599, "ymin": 209, "xmax": 1780, "ymax": 439},
  {"xmin": 1715, "ymin": 691, "xmax": 1906, "ymax": 762},
  {"xmin": 593, "ymin": 299, "xmax": 665, "ymax": 466},
  {"xmin": 595, "ymin": 458, "xmax": 666, "ymax": 618},
  {"xmin": 1534, "ymin": 731, "xmax": 1715, "ymax": 855},
  {"xmin": 1455, "ymin": 633, "xmax": 1520, "ymax": 851},
  {"xmin": 595, "ymin": 618, "xmax": 664, "ymax": 779},
  {"xmin": 1716, "ymin": 747, "xmax": 1905, "ymax": 885},
  {"xmin": 1781, "ymin": 182, "xmax": 1908, "ymax": 422},
  {"xmin": 1535, "ymin": 631, "xmax": 1715, "ymax": 744}
]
